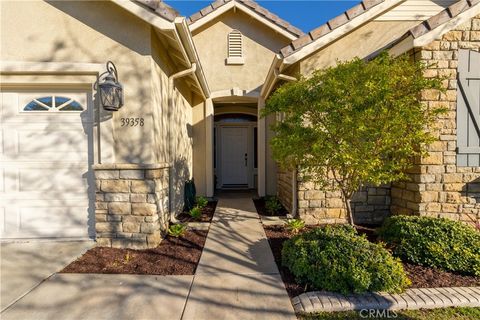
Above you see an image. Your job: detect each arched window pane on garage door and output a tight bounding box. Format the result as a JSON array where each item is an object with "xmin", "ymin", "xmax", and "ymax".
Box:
[{"xmin": 23, "ymin": 96, "xmax": 84, "ymax": 112}]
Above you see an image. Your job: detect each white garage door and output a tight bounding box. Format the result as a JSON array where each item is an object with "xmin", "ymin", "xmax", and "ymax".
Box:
[{"xmin": 0, "ymin": 91, "xmax": 94, "ymax": 239}]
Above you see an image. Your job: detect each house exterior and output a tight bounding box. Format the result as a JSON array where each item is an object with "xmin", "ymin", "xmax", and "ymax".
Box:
[
  {"xmin": 0, "ymin": 0, "xmax": 478, "ymax": 248},
  {"xmin": 263, "ymin": 0, "xmax": 480, "ymax": 226}
]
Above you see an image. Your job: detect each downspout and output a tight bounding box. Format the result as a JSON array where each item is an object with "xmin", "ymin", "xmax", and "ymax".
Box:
[
  {"xmin": 168, "ymin": 63, "xmax": 197, "ymax": 220},
  {"xmin": 272, "ymin": 68, "xmax": 299, "ymax": 218}
]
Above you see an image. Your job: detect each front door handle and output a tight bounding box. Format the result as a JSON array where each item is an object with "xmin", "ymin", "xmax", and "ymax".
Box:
[{"xmin": 244, "ymin": 153, "xmax": 248, "ymax": 166}]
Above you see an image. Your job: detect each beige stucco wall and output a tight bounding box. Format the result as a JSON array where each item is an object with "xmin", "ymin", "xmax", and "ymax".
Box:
[
  {"xmin": 299, "ymin": 21, "xmax": 420, "ymax": 76},
  {"xmin": 191, "ymin": 9, "xmax": 292, "ymax": 93},
  {"xmin": 190, "ymin": 9, "xmax": 293, "ymax": 196},
  {"xmin": 1, "ymin": 0, "xmax": 197, "ymax": 213},
  {"xmin": 192, "ymin": 99, "xmax": 207, "ymax": 195}
]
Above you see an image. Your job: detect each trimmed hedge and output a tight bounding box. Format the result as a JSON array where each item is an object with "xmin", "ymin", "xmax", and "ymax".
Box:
[
  {"xmin": 282, "ymin": 225, "xmax": 410, "ymax": 294},
  {"xmin": 378, "ymin": 216, "xmax": 480, "ymax": 276}
]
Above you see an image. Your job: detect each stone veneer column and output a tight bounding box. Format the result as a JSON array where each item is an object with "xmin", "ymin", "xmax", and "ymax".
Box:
[
  {"xmin": 94, "ymin": 163, "xmax": 170, "ymax": 249},
  {"xmin": 391, "ymin": 15, "xmax": 480, "ymax": 226}
]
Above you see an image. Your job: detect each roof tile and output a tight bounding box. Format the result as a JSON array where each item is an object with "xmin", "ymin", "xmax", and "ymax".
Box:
[
  {"xmin": 187, "ymin": 0, "xmax": 304, "ymax": 37},
  {"xmin": 426, "ymin": 7, "xmax": 452, "ymax": 30},
  {"xmin": 327, "ymin": 13, "xmax": 349, "ymax": 29},
  {"xmin": 200, "ymin": 5, "xmax": 214, "ymax": 16},
  {"xmin": 211, "ymin": 0, "xmax": 224, "ymax": 9},
  {"xmin": 346, "ymin": 3, "xmax": 366, "ymax": 20},
  {"xmin": 309, "ymin": 24, "xmax": 331, "ymax": 41},
  {"xmin": 278, "ymin": 0, "xmax": 389, "ymax": 58},
  {"xmin": 291, "ymin": 33, "xmax": 313, "ymax": 50},
  {"xmin": 241, "ymin": 0, "xmax": 259, "ymax": 9},
  {"xmin": 362, "ymin": 0, "xmax": 384, "ymax": 10},
  {"xmin": 190, "ymin": 11, "xmax": 204, "ymax": 22},
  {"xmin": 280, "ymin": 44, "xmax": 295, "ymax": 57},
  {"xmin": 135, "ymin": 0, "xmax": 179, "ymax": 22},
  {"xmin": 409, "ymin": 22, "xmax": 430, "ymax": 38},
  {"xmin": 406, "ymin": 0, "xmax": 478, "ymax": 39},
  {"xmin": 448, "ymin": 0, "xmax": 470, "ymax": 17}
]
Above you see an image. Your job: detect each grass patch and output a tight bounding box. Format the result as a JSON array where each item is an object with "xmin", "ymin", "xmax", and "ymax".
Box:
[{"xmin": 300, "ymin": 307, "xmax": 480, "ymax": 320}]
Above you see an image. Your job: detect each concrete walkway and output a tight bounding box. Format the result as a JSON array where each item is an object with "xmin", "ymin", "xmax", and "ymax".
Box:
[
  {"xmin": 1, "ymin": 193, "xmax": 295, "ymax": 320},
  {"xmin": 182, "ymin": 192, "xmax": 296, "ymax": 320},
  {"xmin": 293, "ymin": 287, "xmax": 480, "ymax": 313}
]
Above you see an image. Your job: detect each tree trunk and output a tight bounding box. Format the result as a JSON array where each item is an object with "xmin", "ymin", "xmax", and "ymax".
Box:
[
  {"xmin": 345, "ymin": 198, "xmax": 354, "ymax": 226},
  {"xmin": 340, "ymin": 189, "xmax": 355, "ymax": 226}
]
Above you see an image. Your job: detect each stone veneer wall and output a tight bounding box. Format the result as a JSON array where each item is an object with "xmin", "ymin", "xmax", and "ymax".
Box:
[
  {"xmin": 277, "ymin": 168, "xmax": 294, "ymax": 213},
  {"xmin": 94, "ymin": 163, "xmax": 170, "ymax": 249},
  {"xmin": 296, "ymin": 178, "xmax": 390, "ymax": 225},
  {"xmin": 391, "ymin": 15, "xmax": 480, "ymax": 226},
  {"xmin": 277, "ymin": 170, "xmax": 391, "ymax": 225}
]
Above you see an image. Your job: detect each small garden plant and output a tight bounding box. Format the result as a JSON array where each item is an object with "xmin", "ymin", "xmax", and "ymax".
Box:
[
  {"xmin": 282, "ymin": 225, "xmax": 410, "ymax": 294},
  {"xmin": 286, "ymin": 219, "xmax": 305, "ymax": 235},
  {"xmin": 168, "ymin": 223, "xmax": 187, "ymax": 238},
  {"xmin": 265, "ymin": 196, "xmax": 282, "ymax": 215},
  {"xmin": 196, "ymin": 196, "xmax": 209, "ymax": 209},
  {"xmin": 189, "ymin": 206, "xmax": 202, "ymax": 220},
  {"xmin": 378, "ymin": 216, "xmax": 480, "ymax": 276}
]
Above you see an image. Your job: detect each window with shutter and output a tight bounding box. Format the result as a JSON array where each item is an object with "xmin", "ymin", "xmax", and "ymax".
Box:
[
  {"xmin": 226, "ymin": 30, "xmax": 245, "ymax": 65},
  {"xmin": 457, "ymin": 49, "xmax": 480, "ymax": 166}
]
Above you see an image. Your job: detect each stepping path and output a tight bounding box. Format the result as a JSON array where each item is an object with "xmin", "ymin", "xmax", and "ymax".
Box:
[
  {"xmin": 293, "ymin": 287, "xmax": 480, "ymax": 314},
  {"xmin": 182, "ymin": 192, "xmax": 296, "ymax": 320}
]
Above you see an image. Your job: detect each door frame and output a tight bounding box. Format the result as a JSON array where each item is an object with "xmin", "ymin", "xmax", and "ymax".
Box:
[{"xmin": 214, "ymin": 122, "xmax": 257, "ymax": 189}]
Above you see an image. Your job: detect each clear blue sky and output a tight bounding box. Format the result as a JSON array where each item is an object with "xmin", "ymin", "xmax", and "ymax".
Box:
[{"xmin": 165, "ymin": 1, "xmax": 360, "ymax": 32}]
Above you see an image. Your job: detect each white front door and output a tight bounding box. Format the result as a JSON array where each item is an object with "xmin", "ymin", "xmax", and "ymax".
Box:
[
  {"xmin": 0, "ymin": 91, "xmax": 93, "ymax": 239},
  {"xmin": 221, "ymin": 127, "xmax": 248, "ymax": 186}
]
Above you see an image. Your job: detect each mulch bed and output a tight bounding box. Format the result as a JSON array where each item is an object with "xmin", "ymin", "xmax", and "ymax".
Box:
[
  {"xmin": 263, "ymin": 225, "xmax": 480, "ymax": 298},
  {"xmin": 61, "ymin": 230, "xmax": 208, "ymax": 275},
  {"xmin": 253, "ymin": 198, "xmax": 288, "ymax": 216},
  {"xmin": 177, "ymin": 200, "xmax": 217, "ymax": 223}
]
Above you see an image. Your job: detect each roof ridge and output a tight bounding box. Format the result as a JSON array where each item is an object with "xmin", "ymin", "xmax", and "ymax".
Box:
[
  {"xmin": 408, "ymin": 0, "xmax": 479, "ymax": 39},
  {"xmin": 187, "ymin": 0, "xmax": 304, "ymax": 37},
  {"xmin": 279, "ymin": 0, "xmax": 386, "ymax": 58}
]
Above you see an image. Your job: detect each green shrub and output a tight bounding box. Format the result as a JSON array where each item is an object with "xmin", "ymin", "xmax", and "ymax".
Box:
[
  {"xmin": 286, "ymin": 219, "xmax": 305, "ymax": 235},
  {"xmin": 196, "ymin": 196, "xmax": 209, "ymax": 209},
  {"xmin": 265, "ymin": 196, "xmax": 282, "ymax": 214},
  {"xmin": 282, "ymin": 225, "xmax": 410, "ymax": 294},
  {"xmin": 189, "ymin": 206, "xmax": 202, "ymax": 220},
  {"xmin": 378, "ymin": 215, "xmax": 480, "ymax": 276},
  {"xmin": 168, "ymin": 223, "xmax": 187, "ymax": 237}
]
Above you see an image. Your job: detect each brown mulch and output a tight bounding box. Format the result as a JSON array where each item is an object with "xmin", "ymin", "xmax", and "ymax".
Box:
[
  {"xmin": 253, "ymin": 198, "xmax": 288, "ymax": 216},
  {"xmin": 177, "ymin": 201, "xmax": 217, "ymax": 223},
  {"xmin": 61, "ymin": 230, "xmax": 208, "ymax": 275},
  {"xmin": 404, "ymin": 262, "xmax": 480, "ymax": 288},
  {"xmin": 263, "ymin": 225, "xmax": 480, "ymax": 298}
]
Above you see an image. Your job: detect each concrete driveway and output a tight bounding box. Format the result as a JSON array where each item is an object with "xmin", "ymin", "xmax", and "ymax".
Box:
[
  {"xmin": 0, "ymin": 241, "xmax": 195, "ymax": 320},
  {"xmin": 0, "ymin": 240, "xmax": 93, "ymax": 311}
]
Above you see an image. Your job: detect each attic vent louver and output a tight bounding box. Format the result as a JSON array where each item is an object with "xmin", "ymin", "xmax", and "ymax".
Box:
[{"xmin": 226, "ymin": 30, "xmax": 244, "ymax": 65}]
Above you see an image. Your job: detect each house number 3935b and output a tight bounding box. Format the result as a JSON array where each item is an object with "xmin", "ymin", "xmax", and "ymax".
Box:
[{"xmin": 121, "ymin": 118, "xmax": 144, "ymax": 127}]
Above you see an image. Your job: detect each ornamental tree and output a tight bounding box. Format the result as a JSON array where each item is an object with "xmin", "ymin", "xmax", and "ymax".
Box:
[{"xmin": 263, "ymin": 52, "xmax": 445, "ymax": 226}]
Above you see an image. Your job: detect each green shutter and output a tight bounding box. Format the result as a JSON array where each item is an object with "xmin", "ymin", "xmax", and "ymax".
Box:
[{"xmin": 457, "ymin": 49, "xmax": 480, "ymax": 167}]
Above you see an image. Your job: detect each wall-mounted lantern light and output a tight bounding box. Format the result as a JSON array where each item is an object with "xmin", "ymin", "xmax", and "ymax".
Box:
[{"xmin": 98, "ymin": 61, "xmax": 123, "ymax": 111}]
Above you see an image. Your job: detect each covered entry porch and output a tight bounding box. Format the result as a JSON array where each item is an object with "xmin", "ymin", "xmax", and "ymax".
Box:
[{"xmin": 214, "ymin": 107, "xmax": 257, "ymax": 190}]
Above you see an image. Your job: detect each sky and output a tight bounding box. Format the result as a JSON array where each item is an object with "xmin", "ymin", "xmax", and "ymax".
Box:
[{"xmin": 164, "ymin": 0, "xmax": 360, "ymax": 33}]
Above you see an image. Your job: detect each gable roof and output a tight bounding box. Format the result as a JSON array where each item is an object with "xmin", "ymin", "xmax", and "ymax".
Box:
[
  {"xmin": 114, "ymin": 0, "xmax": 210, "ymax": 98},
  {"xmin": 279, "ymin": 0, "xmax": 397, "ymax": 59},
  {"xmin": 389, "ymin": 0, "xmax": 480, "ymax": 56},
  {"xmin": 406, "ymin": 0, "xmax": 479, "ymax": 39},
  {"xmin": 187, "ymin": 0, "xmax": 304, "ymax": 39}
]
